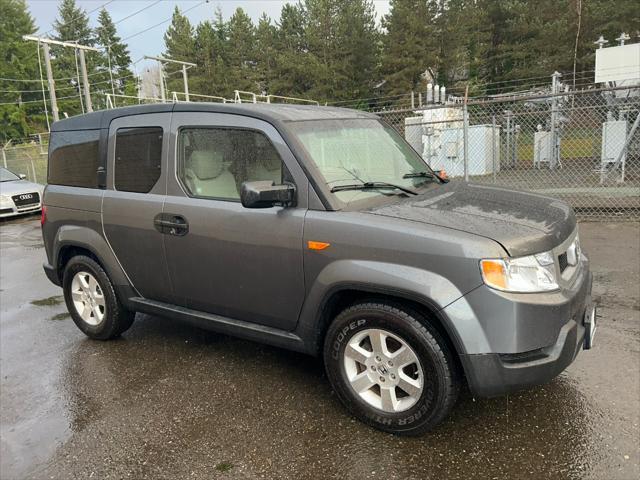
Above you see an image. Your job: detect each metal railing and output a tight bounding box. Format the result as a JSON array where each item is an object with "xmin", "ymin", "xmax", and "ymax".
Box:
[
  {"xmin": 171, "ymin": 92, "xmax": 231, "ymax": 103},
  {"xmin": 233, "ymin": 90, "xmax": 320, "ymax": 106},
  {"xmin": 105, "ymin": 93, "xmax": 165, "ymax": 108}
]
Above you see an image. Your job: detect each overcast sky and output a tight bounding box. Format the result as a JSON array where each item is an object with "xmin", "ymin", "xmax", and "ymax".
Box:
[{"xmin": 27, "ymin": 0, "xmax": 391, "ymax": 72}]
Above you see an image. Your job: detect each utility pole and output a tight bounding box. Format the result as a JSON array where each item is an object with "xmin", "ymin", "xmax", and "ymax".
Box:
[
  {"xmin": 550, "ymin": 71, "xmax": 562, "ymax": 170},
  {"xmin": 41, "ymin": 43, "xmax": 59, "ymax": 122},
  {"xmin": 158, "ymin": 62, "xmax": 165, "ymax": 102},
  {"xmin": 182, "ymin": 64, "xmax": 190, "ymax": 101},
  {"xmin": 78, "ymin": 49, "xmax": 92, "ymax": 112},
  {"xmin": 23, "ymin": 35, "xmax": 100, "ymax": 118},
  {"xmin": 144, "ymin": 56, "xmax": 197, "ymax": 102}
]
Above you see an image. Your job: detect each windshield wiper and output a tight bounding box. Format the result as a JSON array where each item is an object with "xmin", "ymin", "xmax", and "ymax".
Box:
[
  {"xmin": 330, "ymin": 182, "xmax": 418, "ymax": 196},
  {"xmin": 403, "ymin": 171, "xmax": 434, "ymax": 179},
  {"xmin": 403, "ymin": 170, "xmax": 449, "ymax": 184}
]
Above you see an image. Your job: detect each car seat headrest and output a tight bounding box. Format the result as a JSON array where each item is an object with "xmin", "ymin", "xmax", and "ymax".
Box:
[{"xmin": 189, "ymin": 150, "xmax": 224, "ymax": 180}]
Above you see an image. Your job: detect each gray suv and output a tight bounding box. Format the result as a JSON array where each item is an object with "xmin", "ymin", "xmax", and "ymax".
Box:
[{"xmin": 41, "ymin": 103, "xmax": 596, "ymax": 435}]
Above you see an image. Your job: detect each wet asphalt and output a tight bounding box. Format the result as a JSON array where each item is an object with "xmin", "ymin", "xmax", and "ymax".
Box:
[{"xmin": 0, "ymin": 217, "xmax": 638, "ymax": 480}]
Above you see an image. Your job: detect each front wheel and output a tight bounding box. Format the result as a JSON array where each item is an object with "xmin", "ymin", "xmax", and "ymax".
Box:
[{"xmin": 323, "ymin": 302, "xmax": 460, "ymax": 435}]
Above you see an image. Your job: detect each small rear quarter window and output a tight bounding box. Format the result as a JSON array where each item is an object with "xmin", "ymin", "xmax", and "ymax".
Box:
[
  {"xmin": 114, "ymin": 127, "xmax": 163, "ymax": 193},
  {"xmin": 48, "ymin": 129, "xmax": 101, "ymax": 188}
]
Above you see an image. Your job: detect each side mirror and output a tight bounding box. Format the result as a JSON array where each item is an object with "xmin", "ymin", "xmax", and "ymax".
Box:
[
  {"xmin": 18, "ymin": 174, "xmax": 27, "ymax": 180},
  {"xmin": 240, "ymin": 181, "xmax": 295, "ymax": 209}
]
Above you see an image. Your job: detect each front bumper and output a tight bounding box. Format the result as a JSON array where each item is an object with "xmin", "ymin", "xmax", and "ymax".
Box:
[
  {"xmin": 0, "ymin": 201, "xmax": 41, "ymax": 218},
  {"xmin": 461, "ymin": 301, "xmax": 590, "ymax": 397},
  {"xmin": 446, "ymin": 264, "xmax": 593, "ymax": 397}
]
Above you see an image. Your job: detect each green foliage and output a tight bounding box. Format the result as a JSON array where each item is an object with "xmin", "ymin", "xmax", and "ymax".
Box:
[
  {"xmin": 95, "ymin": 9, "xmax": 132, "ymax": 95},
  {"xmin": 0, "ymin": 0, "xmax": 40, "ymax": 142},
  {"xmin": 381, "ymin": 0, "xmax": 438, "ymax": 96},
  {"xmin": 163, "ymin": 6, "xmax": 196, "ymax": 94},
  {"xmin": 52, "ymin": 0, "xmax": 97, "ymax": 117}
]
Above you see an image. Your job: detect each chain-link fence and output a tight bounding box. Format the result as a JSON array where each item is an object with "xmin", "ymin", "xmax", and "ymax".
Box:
[
  {"xmin": 2, "ymin": 86, "xmax": 639, "ymax": 220},
  {"xmin": 1, "ymin": 133, "xmax": 49, "ymax": 184},
  {"xmin": 376, "ymin": 85, "xmax": 640, "ymax": 220}
]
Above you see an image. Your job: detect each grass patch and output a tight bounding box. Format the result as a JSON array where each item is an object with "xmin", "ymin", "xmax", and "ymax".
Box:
[
  {"xmin": 215, "ymin": 462, "xmax": 233, "ymax": 473},
  {"xmin": 50, "ymin": 312, "xmax": 70, "ymax": 321},
  {"xmin": 31, "ymin": 295, "xmax": 64, "ymax": 307}
]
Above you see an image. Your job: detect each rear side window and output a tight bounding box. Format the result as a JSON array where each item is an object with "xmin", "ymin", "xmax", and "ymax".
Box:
[
  {"xmin": 114, "ymin": 127, "xmax": 163, "ymax": 193},
  {"xmin": 48, "ymin": 129, "xmax": 100, "ymax": 188}
]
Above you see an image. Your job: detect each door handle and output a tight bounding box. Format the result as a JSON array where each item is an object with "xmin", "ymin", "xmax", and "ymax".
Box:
[{"xmin": 154, "ymin": 214, "xmax": 189, "ymax": 236}]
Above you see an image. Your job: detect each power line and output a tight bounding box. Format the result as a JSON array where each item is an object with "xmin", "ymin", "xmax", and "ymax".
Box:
[
  {"xmin": 113, "ymin": 1, "xmax": 162, "ymax": 25},
  {"xmin": 40, "ymin": 0, "xmax": 115, "ymax": 39},
  {"xmin": 1, "ymin": 69, "xmax": 113, "ymax": 84},
  {"xmin": 2, "ymin": 74, "xmax": 137, "ymax": 94},
  {"xmin": 121, "ymin": 1, "xmax": 207, "ymax": 43},
  {"xmin": 0, "ymin": 94, "xmax": 83, "ymax": 106}
]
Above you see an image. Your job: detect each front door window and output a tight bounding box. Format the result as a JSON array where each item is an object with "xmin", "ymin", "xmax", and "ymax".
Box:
[{"xmin": 177, "ymin": 128, "xmax": 283, "ymax": 200}]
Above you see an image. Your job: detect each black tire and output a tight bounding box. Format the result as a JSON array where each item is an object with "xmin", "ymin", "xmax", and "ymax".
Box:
[
  {"xmin": 323, "ymin": 302, "xmax": 460, "ymax": 435},
  {"xmin": 62, "ymin": 255, "xmax": 135, "ymax": 340}
]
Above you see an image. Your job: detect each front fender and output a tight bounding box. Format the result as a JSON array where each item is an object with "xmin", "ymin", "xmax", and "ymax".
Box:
[{"xmin": 295, "ymin": 259, "xmax": 484, "ymax": 355}]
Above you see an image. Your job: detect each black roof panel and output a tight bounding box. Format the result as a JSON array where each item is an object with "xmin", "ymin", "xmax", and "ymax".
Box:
[
  {"xmin": 50, "ymin": 103, "xmax": 175, "ymax": 131},
  {"xmin": 172, "ymin": 102, "xmax": 377, "ymax": 122},
  {"xmin": 50, "ymin": 102, "xmax": 376, "ymax": 132}
]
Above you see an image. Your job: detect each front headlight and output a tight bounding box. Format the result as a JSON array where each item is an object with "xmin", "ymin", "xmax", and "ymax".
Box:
[
  {"xmin": 480, "ymin": 251, "xmax": 558, "ymax": 293},
  {"xmin": 0, "ymin": 194, "xmax": 11, "ymax": 204}
]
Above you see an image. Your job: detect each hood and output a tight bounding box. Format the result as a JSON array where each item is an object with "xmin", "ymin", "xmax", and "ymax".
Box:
[
  {"xmin": 365, "ymin": 182, "xmax": 576, "ymax": 257},
  {"xmin": 0, "ymin": 179, "xmax": 44, "ymax": 196}
]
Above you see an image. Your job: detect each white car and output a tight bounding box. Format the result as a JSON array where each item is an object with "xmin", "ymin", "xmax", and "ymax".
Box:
[{"xmin": 0, "ymin": 167, "xmax": 44, "ymax": 218}]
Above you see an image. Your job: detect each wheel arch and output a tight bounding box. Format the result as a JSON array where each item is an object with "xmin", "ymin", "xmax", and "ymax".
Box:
[
  {"xmin": 312, "ymin": 284, "xmax": 469, "ymax": 366},
  {"xmin": 51, "ymin": 225, "xmax": 137, "ymax": 305}
]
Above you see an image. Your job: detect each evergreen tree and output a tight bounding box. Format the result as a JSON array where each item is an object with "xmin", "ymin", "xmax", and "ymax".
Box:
[
  {"xmin": 271, "ymin": 3, "xmax": 316, "ymax": 97},
  {"xmin": 333, "ymin": 0, "xmax": 378, "ymax": 100},
  {"xmin": 434, "ymin": 0, "xmax": 490, "ymax": 95},
  {"xmin": 95, "ymin": 8, "xmax": 133, "ymax": 104},
  {"xmin": 255, "ymin": 13, "xmax": 278, "ymax": 95},
  {"xmin": 52, "ymin": 0, "xmax": 97, "ymax": 117},
  {"xmin": 0, "ymin": 0, "xmax": 40, "ymax": 140},
  {"xmin": 227, "ymin": 8, "xmax": 257, "ymax": 93},
  {"xmin": 303, "ymin": 0, "xmax": 340, "ymax": 99},
  {"xmin": 380, "ymin": 0, "xmax": 439, "ymax": 97},
  {"xmin": 163, "ymin": 6, "xmax": 195, "ymax": 94},
  {"xmin": 192, "ymin": 20, "xmax": 218, "ymax": 97}
]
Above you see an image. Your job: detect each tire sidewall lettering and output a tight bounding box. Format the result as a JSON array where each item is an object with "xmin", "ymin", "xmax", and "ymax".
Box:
[{"xmin": 331, "ymin": 318, "xmax": 366, "ymax": 360}]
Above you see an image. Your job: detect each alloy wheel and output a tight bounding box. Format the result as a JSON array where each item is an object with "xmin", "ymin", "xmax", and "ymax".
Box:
[
  {"xmin": 343, "ymin": 328, "xmax": 424, "ymax": 413},
  {"xmin": 70, "ymin": 271, "xmax": 106, "ymax": 326}
]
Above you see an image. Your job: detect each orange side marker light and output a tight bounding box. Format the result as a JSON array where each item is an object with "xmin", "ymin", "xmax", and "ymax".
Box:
[{"xmin": 308, "ymin": 241, "xmax": 331, "ymax": 251}]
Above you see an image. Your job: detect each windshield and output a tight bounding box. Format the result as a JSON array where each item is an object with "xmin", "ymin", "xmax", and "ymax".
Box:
[
  {"xmin": 0, "ymin": 167, "xmax": 20, "ymax": 182},
  {"xmin": 289, "ymin": 118, "xmax": 437, "ymax": 206}
]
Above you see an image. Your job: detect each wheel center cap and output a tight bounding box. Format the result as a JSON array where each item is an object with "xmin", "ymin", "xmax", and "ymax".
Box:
[{"xmin": 378, "ymin": 364, "xmax": 389, "ymax": 375}]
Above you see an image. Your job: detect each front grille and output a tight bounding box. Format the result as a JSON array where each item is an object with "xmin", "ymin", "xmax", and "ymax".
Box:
[
  {"xmin": 558, "ymin": 252, "xmax": 568, "ymax": 273},
  {"xmin": 12, "ymin": 192, "xmax": 40, "ymax": 208}
]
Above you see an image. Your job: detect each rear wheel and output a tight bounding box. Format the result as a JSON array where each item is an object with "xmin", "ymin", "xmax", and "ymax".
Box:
[
  {"xmin": 62, "ymin": 255, "xmax": 134, "ymax": 340},
  {"xmin": 323, "ymin": 302, "xmax": 460, "ymax": 435}
]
